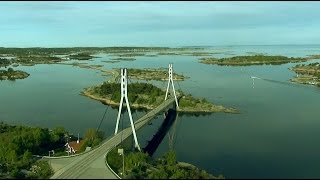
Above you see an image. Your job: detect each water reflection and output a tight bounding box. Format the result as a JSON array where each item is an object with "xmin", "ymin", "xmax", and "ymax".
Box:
[{"xmin": 143, "ymin": 108, "xmax": 177, "ymax": 156}]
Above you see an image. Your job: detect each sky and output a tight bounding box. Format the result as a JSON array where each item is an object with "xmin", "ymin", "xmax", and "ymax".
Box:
[{"xmin": 1, "ymin": 1, "xmax": 320, "ymax": 47}]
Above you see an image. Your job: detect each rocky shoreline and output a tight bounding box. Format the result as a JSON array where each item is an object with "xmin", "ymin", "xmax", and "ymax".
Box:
[{"xmin": 81, "ymin": 86, "xmax": 239, "ymax": 114}]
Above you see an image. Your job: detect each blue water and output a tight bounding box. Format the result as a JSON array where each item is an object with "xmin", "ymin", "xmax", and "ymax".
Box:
[{"xmin": 1, "ymin": 45, "xmax": 320, "ymax": 178}]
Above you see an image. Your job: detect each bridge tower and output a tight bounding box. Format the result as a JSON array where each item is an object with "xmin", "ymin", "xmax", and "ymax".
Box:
[
  {"xmin": 165, "ymin": 63, "xmax": 179, "ymax": 108},
  {"xmin": 114, "ymin": 68, "xmax": 141, "ymax": 151}
]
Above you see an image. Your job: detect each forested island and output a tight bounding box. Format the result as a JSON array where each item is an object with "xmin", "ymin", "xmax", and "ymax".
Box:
[
  {"xmin": 0, "ymin": 68, "xmax": 29, "ymax": 81},
  {"xmin": 115, "ymin": 53, "xmax": 146, "ymax": 57},
  {"xmin": 199, "ymin": 55, "xmax": 307, "ymax": 66},
  {"xmin": 125, "ymin": 68, "xmax": 188, "ymax": 81},
  {"xmin": 61, "ymin": 64, "xmax": 189, "ymax": 82},
  {"xmin": 290, "ymin": 62, "xmax": 320, "ymax": 86},
  {"xmin": 111, "ymin": 57, "xmax": 136, "ymax": 61},
  {"xmin": 81, "ymin": 82, "xmax": 238, "ymax": 113},
  {"xmin": 68, "ymin": 53, "xmax": 98, "ymax": 60},
  {"xmin": 107, "ymin": 149, "xmax": 224, "ymax": 179}
]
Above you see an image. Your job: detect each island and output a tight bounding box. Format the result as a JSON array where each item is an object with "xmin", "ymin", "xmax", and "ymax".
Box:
[
  {"xmin": 102, "ymin": 60, "xmax": 121, "ymax": 63},
  {"xmin": 306, "ymin": 54, "xmax": 320, "ymax": 59},
  {"xmin": 199, "ymin": 55, "xmax": 307, "ymax": 66},
  {"xmin": 145, "ymin": 54, "xmax": 158, "ymax": 57},
  {"xmin": 125, "ymin": 68, "xmax": 189, "ymax": 81},
  {"xmin": 0, "ymin": 68, "xmax": 30, "ymax": 81},
  {"xmin": 15, "ymin": 55, "xmax": 65, "ymax": 66},
  {"xmin": 81, "ymin": 82, "xmax": 238, "ymax": 113},
  {"xmin": 61, "ymin": 62, "xmax": 115, "ymax": 77},
  {"xmin": 111, "ymin": 57, "xmax": 136, "ymax": 61},
  {"xmin": 157, "ymin": 52, "xmax": 181, "ymax": 55},
  {"xmin": 60, "ymin": 64, "xmax": 189, "ymax": 82},
  {"xmin": 68, "ymin": 53, "xmax": 98, "ymax": 60},
  {"xmin": 289, "ymin": 62, "xmax": 320, "ymax": 86},
  {"xmin": 110, "ymin": 53, "xmax": 146, "ymax": 58},
  {"xmin": 181, "ymin": 52, "xmax": 219, "ymax": 56}
]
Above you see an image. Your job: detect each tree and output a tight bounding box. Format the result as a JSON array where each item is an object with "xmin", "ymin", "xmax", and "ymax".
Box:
[
  {"xmin": 51, "ymin": 126, "xmax": 66, "ymax": 143},
  {"xmin": 81, "ymin": 128, "xmax": 104, "ymax": 148},
  {"xmin": 7, "ymin": 150, "xmax": 17, "ymax": 163},
  {"xmin": 164, "ymin": 150, "xmax": 176, "ymax": 166},
  {"xmin": 22, "ymin": 150, "xmax": 32, "ymax": 165},
  {"xmin": 7, "ymin": 67, "xmax": 13, "ymax": 73},
  {"xmin": 52, "ymin": 127, "xmax": 66, "ymax": 137},
  {"xmin": 27, "ymin": 160, "xmax": 53, "ymax": 179}
]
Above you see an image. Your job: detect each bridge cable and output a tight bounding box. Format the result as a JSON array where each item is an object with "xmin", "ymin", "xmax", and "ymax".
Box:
[
  {"xmin": 97, "ymin": 105, "xmax": 110, "ymax": 132},
  {"xmin": 126, "ymin": 75, "xmax": 142, "ymax": 122},
  {"xmin": 126, "ymin": 70, "xmax": 171, "ymax": 126},
  {"xmin": 127, "ymin": 75, "xmax": 156, "ymax": 125},
  {"xmin": 96, "ymin": 72, "xmax": 120, "ymax": 133},
  {"xmin": 161, "ymin": 71, "xmax": 167, "ymax": 91},
  {"xmin": 176, "ymin": 79, "xmax": 184, "ymax": 95},
  {"xmin": 127, "ymin": 75, "xmax": 141, "ymax": 121}
]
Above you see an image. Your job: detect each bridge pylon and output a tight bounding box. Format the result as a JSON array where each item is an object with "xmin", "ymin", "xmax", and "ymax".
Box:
[
  {"xmin": 165, "ymin": 63, "xmax": 179, "ymax": 109},
  {"xmin": 114, "ymin": 68, "xmax": 141, "ymax": 151}
]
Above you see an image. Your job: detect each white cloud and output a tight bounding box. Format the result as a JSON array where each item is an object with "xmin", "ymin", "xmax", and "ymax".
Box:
[{"xmin": 1, "ymin": 1, "xmax": 320, "ymax": 47}]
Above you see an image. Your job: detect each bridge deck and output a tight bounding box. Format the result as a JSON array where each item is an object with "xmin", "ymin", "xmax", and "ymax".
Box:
[{"xmin": 50, "ymin": 97, "xmax": 177, "ymax": 179}]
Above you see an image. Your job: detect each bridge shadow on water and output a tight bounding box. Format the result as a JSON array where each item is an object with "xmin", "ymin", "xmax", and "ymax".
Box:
[{"xmin": 142, "ymin": 108, "xmax": 177, "ymax": 156}]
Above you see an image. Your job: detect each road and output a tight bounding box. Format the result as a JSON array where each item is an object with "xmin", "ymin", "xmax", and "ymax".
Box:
[{"xmin": 50, "ymin": 97, "xmax": 177, "ymax": 179}]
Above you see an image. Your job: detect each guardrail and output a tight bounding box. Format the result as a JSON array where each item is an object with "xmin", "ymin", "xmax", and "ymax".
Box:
[{"xmin": 105, "ymin": 145, "xmax": 121, "ymax": 179}]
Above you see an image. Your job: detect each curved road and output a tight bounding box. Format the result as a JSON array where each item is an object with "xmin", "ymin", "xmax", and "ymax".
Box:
[{"xmin": 50, "ymin": 97, "xmax": 177, "ymax": 179}]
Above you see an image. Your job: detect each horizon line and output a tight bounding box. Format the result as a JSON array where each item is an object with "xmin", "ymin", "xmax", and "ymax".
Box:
[{"xmin": 1, "ymin": 44, "xmax": 320, "ymax": 48}]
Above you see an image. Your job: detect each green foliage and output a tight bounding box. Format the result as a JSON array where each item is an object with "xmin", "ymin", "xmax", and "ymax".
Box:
[
  {"xmin": 125, "ymin": 68, "xmax": 186, "ymax": 81},
  {"xmin": 69, "ymin": 53, "xmax": 95, "ymax": 60},
  {"xmin": 26, "ymin": 160, "xmax": 53, "ymax": 179},
  {"xmin": 95, "ymin": 82, "xmax": 165, "ymax": 107},
  {"xmin": 201, "ymin": 55, "xmax": 306, "ymax": 66},
  {"xmin": 50, "ymin": 126, "xmax": 66, "ymax": 143},
  {"xmin": 292, "ymin": 62, "xmax": 320, "ymax": 85},
  {"xmin": 106, "ymin": 148, "xmax": 122, "ymax": 174},
  {"xmin": 164, "ymin": 150, "xmax": 177, "ymax": 166},
  {"xmin": 0, "ymin": 68, "xmax": 29, "ymax": 80},
  {"xmin": 107, "ymin": 148, "xmax": 223, "ymax": 179},
  {"xmin": 0, "ymin": 122, "xmax": 68, "ymax": 178},
  {"xmin": 79, "ymin": 128, "xmax": 104, "ymax": 151},
  {"xmin": 124, "ymin": 151, "xmax": 151, "ymax": 171},
  {"xmin": 179, "ymin": 94, "xmax": 209, "ymax": 108},
  {"xmin": 22, "ymin": 150, "xmax": 32, "ymax": 165},
  {"xmin": 0, "ymin": 58, "xmax": 11, "ymax": 67}
]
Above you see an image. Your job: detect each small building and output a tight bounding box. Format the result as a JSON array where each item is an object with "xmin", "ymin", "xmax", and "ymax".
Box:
[
  {"xmin": 65, "ymin": 141, "xmax": 83, "ymax": 154},
  {"xmin": 67, "ymin": 140, "xmax": 84, "ymax": 153}
]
